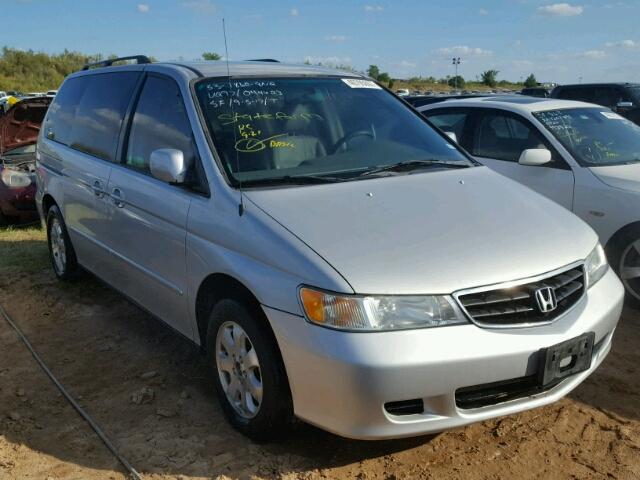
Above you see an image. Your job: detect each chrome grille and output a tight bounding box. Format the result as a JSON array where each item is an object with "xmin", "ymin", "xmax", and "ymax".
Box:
[{"xmin": 456, "ymin": 265, "xmax": 585, "ymax": 327}]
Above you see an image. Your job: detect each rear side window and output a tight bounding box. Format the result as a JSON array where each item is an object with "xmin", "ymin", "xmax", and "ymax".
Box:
[
  {"xmin": 44, "ymin": 72, "xmax": 140, "ymax": 162},
  {"xmin": 125, "ymin": 76, "xmax": 196, "ymax": 172},
  {"xmin": 591, "ymin": 87, "xmax": 619, "ymax": 108}
]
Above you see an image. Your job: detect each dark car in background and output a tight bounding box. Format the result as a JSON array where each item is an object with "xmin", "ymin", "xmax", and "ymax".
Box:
[
  {"xmin": 0, "ymin": 96, "xmax": 51, "ymax": 226},
  {"xmin": 551, "ymin": 83, "xmax": 640, "ymax": 125},
  {"xmin": 521, "ymin": 87, "xmax": 551, "ymax": 98}
]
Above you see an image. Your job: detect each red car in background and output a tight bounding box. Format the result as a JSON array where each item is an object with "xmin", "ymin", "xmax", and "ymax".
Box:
[{"xmin": 0, "ymin": 96, "xmax": 51, "ymax": 226}]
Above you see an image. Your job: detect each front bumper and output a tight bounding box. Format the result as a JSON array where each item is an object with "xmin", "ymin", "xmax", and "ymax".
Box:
[
  {"xmin": 0, "ymin": 183, "xmax": 38, "ymax": 224},
  {"xmin": 265, "ymin": 268, "xmax": 624, "ymax": 439}
]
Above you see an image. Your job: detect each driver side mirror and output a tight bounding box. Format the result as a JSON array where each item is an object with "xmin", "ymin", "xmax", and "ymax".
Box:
[
  {"xmin": 518, "ymin": 148, "xmax": 552, "ymax": 166},
  {"xmin": 443, "ymin": 131, "xmax": 458, "ymax": 143},
  {"xmin": 150, "ymin": 149, "xmax": 191, "ymax": 184}
]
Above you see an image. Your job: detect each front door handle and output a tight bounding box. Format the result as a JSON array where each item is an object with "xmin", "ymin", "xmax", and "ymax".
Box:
[
  {"xmin": 92, "ymin": 180, "xmax": 105, "ymax": 198},
  {"xmin": 110, "ymin": 187, "xmax": 125, "ymax": 208}
]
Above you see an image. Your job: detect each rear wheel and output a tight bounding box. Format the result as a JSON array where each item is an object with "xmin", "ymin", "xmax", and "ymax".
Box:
[
  {"xmin": 206, "ymin": 298, "xmax": 293, "ymax": 441},
  {"xmin": 46, "ymin": 205, "xmax": 78, "ymax": 280}
]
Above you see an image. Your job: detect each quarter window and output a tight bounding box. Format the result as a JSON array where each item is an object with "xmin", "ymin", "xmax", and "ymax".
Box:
[
  {"xmin": 424, "ymin": 112, "xmax": 468, "ymax": 143},
  {"xmin": 125, "ymin": 76, "xmax": 197, "ymax": 173},
  {"xmin": 44, "ymin": 76, "xmax": 87, "ymax": 147},
  {"xmin": 473, "ymin": 112, "xmax": 548, "ymax": 162}
]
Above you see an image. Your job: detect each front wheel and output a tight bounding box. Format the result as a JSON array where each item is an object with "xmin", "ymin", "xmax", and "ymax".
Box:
[
  {"xmin": 206, "ymin": 298, "xmax": 293, "ymax": 441},
  {"xmin": 46, "ymin": 205, "xmax": 79, "ymax": 280},
  {"xmin": 609, "ymin": 229, "xmax": 640, "ymax": 307}
]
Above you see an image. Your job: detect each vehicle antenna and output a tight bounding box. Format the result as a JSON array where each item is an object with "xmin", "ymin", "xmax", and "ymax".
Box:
[{"xmin": 223, "ymin": 18, "xmax": 244, "ymax": 216}]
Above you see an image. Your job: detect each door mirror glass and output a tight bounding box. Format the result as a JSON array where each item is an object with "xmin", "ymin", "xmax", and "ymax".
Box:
[
  {"xmin": 150, "ymin": 149, "xmax": 190, "ymax": 183},
  {"xmin": 616, "ymin": 101, "xmax": 634, "ymax": 110},
  {"xmin": 443, "ymin": 131, "xmax": 458, "ymax": 143},
  {"xmin": 518, "ymin": 148, "xmax": 552, "ymax": 166}
]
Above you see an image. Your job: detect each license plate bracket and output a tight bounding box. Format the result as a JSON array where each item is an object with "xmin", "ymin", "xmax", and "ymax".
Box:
[{"xmin": 538, "ymin": 332, "xmax": 595, "ymax": 387}]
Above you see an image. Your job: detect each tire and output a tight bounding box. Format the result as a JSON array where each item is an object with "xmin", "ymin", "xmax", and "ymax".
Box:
[
  {"xmin": 0, "ymin": 211, "xmax": 8, "ymax": 228},
  {"xmin": 206, "ymin": 298, "xmax": 293, "ymax": 442},
  {"xmin": 608, "ymin": 227, "xmax": 640, "ymax": 308},
  {"xmin": 46, "ymin": 205, "xmax": 79, "ymax": 281}
]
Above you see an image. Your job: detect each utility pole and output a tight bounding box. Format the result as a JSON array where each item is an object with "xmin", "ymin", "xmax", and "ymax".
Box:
[{"xmin": 452, "ymin": 57, "xmax": 461, "ymax": 91}]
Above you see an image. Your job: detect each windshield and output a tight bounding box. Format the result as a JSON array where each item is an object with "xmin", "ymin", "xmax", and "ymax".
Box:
[
  {"xmin": 534, "ymin": 108, "xmax": 640, "ymax": 166},
  {"xmin": 194, "ymin": 77, "xmax": 473, "ymax": 186}
]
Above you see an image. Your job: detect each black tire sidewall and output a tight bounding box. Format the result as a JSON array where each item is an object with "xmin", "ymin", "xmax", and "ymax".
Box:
[
  {"xmin": 46, "ymin": 206, "xmax": 77, "ymax": 280},
  {"xmin": 206, "ymin": 298, "xmax": 292, "ymax": 441}
]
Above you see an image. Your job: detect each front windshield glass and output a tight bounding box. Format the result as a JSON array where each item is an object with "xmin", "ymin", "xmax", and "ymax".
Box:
[
  {"xmin": 194, "ymin": 77, "xmax": 473, "ymax": 185},
  {"xmin": 535, "ymin": 108, "xmax": 640, "ymax": 166}
]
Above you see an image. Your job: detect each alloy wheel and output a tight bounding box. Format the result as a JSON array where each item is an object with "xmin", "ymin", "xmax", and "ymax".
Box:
[
  {"xmin": 620, "ymin": 238, "xmax": 640, "ymax": 301},
  {"xmin": 50, "ymin": 218, "xmax": 67, "ymax": 275},
  {"xmin": 215, "ymin": 321, "xmax": 263, "ymax": 419}
]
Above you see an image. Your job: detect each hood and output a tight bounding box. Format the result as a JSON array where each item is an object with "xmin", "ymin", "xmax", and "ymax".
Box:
[
  {"xmin": 245, "ymin": 166, "xmax": 597, "ymax": 295},
  {"xmin": 0, "ymin": 97, "xmax": 51, "ymax": 155},
  {"xmin": 589, "ymin": 163, "xmax": 640, "ymax": 193}
]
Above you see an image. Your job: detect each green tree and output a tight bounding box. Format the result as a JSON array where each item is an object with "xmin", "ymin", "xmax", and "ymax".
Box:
[
  {"xmin": 388, "ymin": 78, "xmax": 395, "ymax": 89},
  {"xmin": 0, "ymin": 47, "xmax": 104, "ymax": 91},
  {"xmin": 202, "ymin": 52, "xmax": 221, "ymax": 61},
  {"xmin": 377, "ymin": 72, "xmax": 391, "ymax": 83},
  {"xmin": 524, "ymin": 73, "xmax": 538, "ymax": 88},
  {"xmin": 367, "ymin": 64, "xmax": 380, "ymax": 79},
  {"xmin": 481, "ymin": 69, "xmax": 500, "ymax": 87},
  {"xmin": 447, "ymin": 75, "xmax": 465, "ymax": 89}
]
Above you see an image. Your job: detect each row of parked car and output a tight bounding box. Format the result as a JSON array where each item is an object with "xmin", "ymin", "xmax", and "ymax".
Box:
[{"xmin": 0, "ymin": 57, "xmax": 635, "ymax": 442}]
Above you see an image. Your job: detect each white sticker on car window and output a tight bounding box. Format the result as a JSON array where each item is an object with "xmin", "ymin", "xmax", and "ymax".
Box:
[
  {"xmin": 601, "ymin": 112, "xmax": 624, "ymax": 120},
  {"xmin": 341, "ymin": 79, "xmax": 381, "ymax": 89}
]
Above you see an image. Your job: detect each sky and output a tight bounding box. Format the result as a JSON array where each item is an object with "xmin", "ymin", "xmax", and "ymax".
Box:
[{"xmin": 5, "ymin": 0, "xmax": 640, "ymax": 83}]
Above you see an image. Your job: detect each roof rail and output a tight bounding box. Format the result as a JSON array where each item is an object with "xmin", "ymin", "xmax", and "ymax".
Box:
[
  {"xmin": 82, "ymin": 55, "xmax": 152, "ymax": 71},
  {"xmin": 245, "ymin": 58, "xmax": 279, "ymax": 63}
]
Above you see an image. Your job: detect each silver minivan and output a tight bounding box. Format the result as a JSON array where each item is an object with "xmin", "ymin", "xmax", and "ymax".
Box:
[{"xmin": 36, "ymin": 57, "xmax": 624, "ymax": 441}]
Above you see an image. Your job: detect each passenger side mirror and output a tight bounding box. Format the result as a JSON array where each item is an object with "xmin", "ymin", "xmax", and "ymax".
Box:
[
  {"xmin": 616, "ymin": 101, "xmax": 634, "ymax": 111},
  {"xmin": 518, "ymin": 148, "xmax": 552, "ymax": 166},
  {"xmin": 149, "ymin": 149, "xmax": 191, "ymax": 184},
  {"xmin": 444, "ymin": 131, "xmax": 458, "ymax": 143}
]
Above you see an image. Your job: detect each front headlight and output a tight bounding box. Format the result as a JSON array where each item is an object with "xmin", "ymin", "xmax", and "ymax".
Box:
[
  {"xmin": 585, "ymin": 243, "xmax": 608, "ymax": 288},
  {"xmin": 1, "ymin": 169, "xmax": 32, "ymax": 188},
  {"xmin": 299, "ymin": 287, "xmax": 469, "ymax": 331}
]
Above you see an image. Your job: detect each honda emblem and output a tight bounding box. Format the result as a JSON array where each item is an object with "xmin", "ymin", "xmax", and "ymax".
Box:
[{"xmin": 534, "ymin": 287, "xmax": 557, "ymax": 313}]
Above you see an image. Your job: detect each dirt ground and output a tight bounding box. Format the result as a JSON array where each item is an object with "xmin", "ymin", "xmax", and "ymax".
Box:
[{"xmin": 0, "ymin": 227, "xmax": 639, "ymax": 480}]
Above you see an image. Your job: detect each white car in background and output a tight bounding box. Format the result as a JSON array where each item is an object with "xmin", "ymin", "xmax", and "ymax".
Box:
[{"xmin": 419, "ymin": 97, "xmax": 640, "ymax": 303}]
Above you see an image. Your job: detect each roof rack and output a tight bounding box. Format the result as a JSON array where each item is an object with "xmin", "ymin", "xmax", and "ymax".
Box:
[
  {"xmin": 245, "ymin": 58, "xmax": 279, "ymax": 63},
  {"xmin": 82, "ymin": 55, "xmax": 152, "ymax": 71}
]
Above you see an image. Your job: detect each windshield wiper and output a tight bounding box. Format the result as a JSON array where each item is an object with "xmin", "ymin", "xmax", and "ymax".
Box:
[
  {"xmin": 359, "ymin": 159, "xmax": 470, "ymax": 177},
  {"xmin": 240, "ymin": 174, "xmax": 346, "ymax": 187}
]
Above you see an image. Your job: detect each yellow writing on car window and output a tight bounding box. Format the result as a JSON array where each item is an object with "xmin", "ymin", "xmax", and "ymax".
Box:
[
  {"xmin": 219, "ymin": 112, "xmax": 324, "ymax": 125},
  {"xmin": 238, "ymin": 123, "xmax": 261, "ymax": 139},
  {"xmin": 235, "ymin": 134, "xmax": 296, "ymax": 153}
]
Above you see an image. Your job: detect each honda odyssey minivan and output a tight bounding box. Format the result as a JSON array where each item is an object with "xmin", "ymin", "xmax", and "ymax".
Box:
[{"xmin": 36, "ymin": 56, "xmax": 624, "ymax": 441}]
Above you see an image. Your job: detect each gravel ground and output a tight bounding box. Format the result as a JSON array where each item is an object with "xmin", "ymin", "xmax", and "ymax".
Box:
[{"xmin": 0, "ymin": 228, "xmax": 639, "ymax": 480}]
